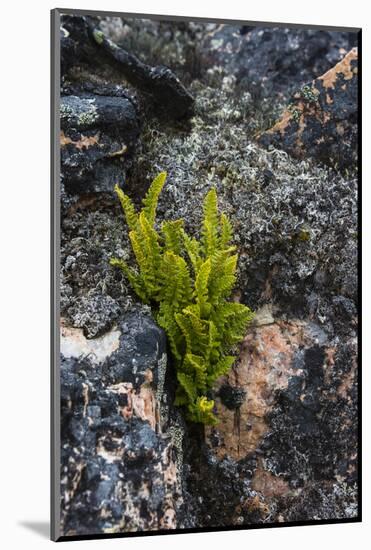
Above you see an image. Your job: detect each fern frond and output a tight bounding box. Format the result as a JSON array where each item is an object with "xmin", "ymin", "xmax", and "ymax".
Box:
[
  {"xmin": 131, "ymin": 212, "xmax": 162, "ymax": 297},
  {"xmin": 207, "ymin": 355, "xmax": 235, "ymax": 385},
  {"xmin": 208, "ymin": 248, "xmax": 237, "ymax": 305},
  {"xmin": 175, "ymin": 308, "xmax": 209, "ymax": 357},
  {"xmin": 220, "ymin": 304, "xmax": 254, "ymax": 346},
  {"xmin": 157, "ymin": 301, "xmax": 183, "ymax": 361},
  {"xmin": 161, "ymin": 219, "xmax": 184, "ymax": 255},
  {"xmin": 211, "ymin": 301, "xmax": 251, "ymax": 330},
  {"xmin": 188, "ymin": 396, "xmax": 217, "ymax": 425},
  {"xmin": 182, "ymin": 230, "xmax": 203, "ymax": 273},
  {"xmin": 215, "ymin": 253, "xmax": 238, "ymax": 300},
  {"xmin": 220, "ymin": 212, "xmax": 233, "ymax": 249},
  {"xmin": 195, "ymin": 258, "xmax": 211, "ymax": 317},
  {"xmin": 111, "ymin": 171, "xmax": 254, "ymax": 426},
  {"xmin": 201, "ymin": 188, "xmax": 219, "ymax": 256},
  {"xmin": 160, "ymin": 251, "xmax": 193, "ymax": 308},
  {"xmin": 114, "ymin": 184, "xmax": 138, "ymax": 231},
  {"xmin": 177, "ymin": 372, "xmax": 197, "ymax": 403},
  {"xmin": 184, "ymin": 353, "xmax": 208, "ymax": 392},
  {"xmin": 142, "ymin": 171, "xmax": 167, "ymax": 226},
  {"xmin": 205, "ymin": 320, "xmax": 220, "ymax": 366}
]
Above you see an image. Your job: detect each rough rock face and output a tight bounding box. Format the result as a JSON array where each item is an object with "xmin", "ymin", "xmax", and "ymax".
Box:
[
  {"xmin": 60, "ymin": 91, "xmax": 141, "ymax": 195},
  {"xmin": 58, "ymin": 13, "xmax": 359, "ymax": 536},
  {"xmin": 259, "ymin": 48, "xmax": 358, "ymax": 166},
  {"xmin": 200, "ymin": 26, "xmax": 357, "ymax": 101},
  {"xmin": 202, "ymin": 318, "xmax": 358, "ymax": 523},
  {"xmin": 60, "ymin": 312, "xmax": 185, "ymax": 535}
]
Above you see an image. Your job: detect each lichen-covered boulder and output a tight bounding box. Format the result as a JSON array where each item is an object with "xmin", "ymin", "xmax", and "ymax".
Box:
[
  {"xmin": 60, "ymin": 311, "xmax": 184, "ymax": 536},
  {"xmin": 259, "ymin": 48, "xmax": 358, "ymax": 166}
]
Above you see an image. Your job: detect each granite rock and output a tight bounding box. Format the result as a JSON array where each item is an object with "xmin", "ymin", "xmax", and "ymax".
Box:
[{"xmin": 259, "ymin": 48, "xmax": 358, "ymax": 167}]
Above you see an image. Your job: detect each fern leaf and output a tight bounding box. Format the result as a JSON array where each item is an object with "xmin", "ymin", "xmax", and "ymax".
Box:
[
  {"xmin": 157, "ymin": 302, "xmax": 183, "ymax": 361},
  {"xmin": 161, "ymin": 219, "xmax": 184, "ymax": 255},
  {"xmin": 201, "ymin": 188, "xmax": 219, "ymax": 256},
  {"xmin": 177, "ymin": 307, "xmax": 209, "ymax": 356},
  {"xmin": 142, "ymin": 171, "xmax": 167, "ymax": 226},
  {"xmin": 114, "ymin": 184, "xmax": 138, "ymax": 231},
  {"xmin": 184, "ymin": 353, "xmax": 208, "ymax": 392},
  {"xmin": 160, "ymin": 251, "xmax": 193, "ymax": 308},
  {"xmin": 220, "ymin": 212, "xmax": 233, "ymax": 248},
  {"xmin": 207, "ymin": 355, "xmax": 235, "ymax": 385},
  {"xmin": 195, "ymin": 258, "xmax": 211, "ymax": 317},
  {"xmin": 177, "ymin": 372, "xmax": 197, "ymax": 402},
  {"xmin": 208, "ymin": 253, "xmax": 238, "ymax": 303},
  {"xmin": 219, "ymin": 303, "xmax": 254, "ymax": 346},
  {"xmin": 182, "ymin": 230, "xmax": 203, "ymax": 273},
  {"xmin": 188, "ymin": 396, "xmax": 217, "ymax": 425},
  {"xmin": 205, "ymin": 320, "xmax": 221, "ymax": 366},
  {"xmin": 134, "ymin": 212, "xmax": 162, "ymax": 297}
]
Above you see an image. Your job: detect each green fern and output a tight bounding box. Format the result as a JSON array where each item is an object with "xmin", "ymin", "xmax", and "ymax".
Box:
[{"xmin": 110, "ymin": 172, "xmax": 254, "ymax": 425}]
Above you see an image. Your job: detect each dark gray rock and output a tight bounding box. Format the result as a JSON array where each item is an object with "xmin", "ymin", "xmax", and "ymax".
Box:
[
  {"xmin": 201, "ymin": 26, "xmax": 358, "ymax": 101},
  {"xmin": 259, "ymin": 48, "xmax": 358, "ymax": 167},
  {"xmin": 60, "ymin": 93, "xmax": 141, "ymax": 195},
  {"xmin": 60, "ymin": 311, "xmax": 184, "ymax": 536},
  {"xmin": 59, "ymin": 16, "xmax": 359, "ymax": 533}
]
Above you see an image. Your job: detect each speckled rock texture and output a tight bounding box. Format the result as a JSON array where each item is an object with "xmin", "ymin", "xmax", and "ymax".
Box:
[
  {"xmin": 259, "ymin": 48, "xmax": 358, "ymax": 167},
  {"xmin": 60, "ymin": 311, "xmax": 185, "ymax": 535},
  {"xmin": 59, "ymin": 14, "xmax": 359, "ymax": 536}
]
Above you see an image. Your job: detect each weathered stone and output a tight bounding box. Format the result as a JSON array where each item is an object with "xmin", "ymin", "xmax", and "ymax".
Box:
[
  {"xmin": 60, "ymin": 312, "xmax": 184, "ymax": 536},
  {"xmin": 202, "ymin": 319, "xmax": 358, "ymax": 522},
  {"xmin": 205, "ymin": 320, "xmax": 310, "ymax": 461},
  {"xmin": 60, "ymin": 93, "xmax": 140, "ymax": 195},
  {"xmin": 58, "ymin": 15, "xmax": 359, "ymax": 533},
  {"xmin": 86, "ymin": 17, "xmax": 195, "ymax": 120},
  {"xmin": 259, "ymin": 48, "xmax": 358, "ymax": 166},
  {"xmin": 200, "ymin": 26, "xmax": 357, "ymax": 101},
  {"xmin": 64, "ymin": 290, "xmax": 121, "ymax": 339}
]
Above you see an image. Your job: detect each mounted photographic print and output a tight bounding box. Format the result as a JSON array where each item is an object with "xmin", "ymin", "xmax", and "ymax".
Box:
[{"xmin": 51, "ymin": 8, "xmax": 361, "ymax": 541}]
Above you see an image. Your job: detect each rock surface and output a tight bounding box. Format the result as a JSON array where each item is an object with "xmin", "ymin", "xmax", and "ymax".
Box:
[
  {"xmin": 59, "ymin": 14, "xmax": 359, "ymax": 536},
  {"xmin": 202, "ymin": 319, "xmax": 358, "ymax": 523},
  {"xmin": 259, "ymin": 48, "xmax": 358, "ymax": 167},
  {"xmin": 60, "ymin": 92, "xmax": 141, "ymax": 196},
  {"xmin": 60, "ymin": 312, "xmax": 185, "ymax": 535},
  {"xmin": 200, "ymin": 26, "xmax": 357, "ymax": 101}
]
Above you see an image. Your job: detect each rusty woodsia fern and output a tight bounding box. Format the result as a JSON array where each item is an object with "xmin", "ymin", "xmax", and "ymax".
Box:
[{"xmin": 110, "ymin": 172, "xmax": 254, "ymax": 424}]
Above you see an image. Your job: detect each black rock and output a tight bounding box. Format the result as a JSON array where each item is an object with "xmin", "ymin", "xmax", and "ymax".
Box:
[
  {"xmin": 218, "ymin": 384, "xmax": 246, "ymax": 410},
  {"xmin": 60, "ymin": 311, "xmax": 183, "ymax": 536},
  {"xmin": 60, "ymin": 93, "xmax": 141, "ymax": 195},
  {"xmin": 259, "ymin": 48, "xmax": 358, "ymax": 167}
]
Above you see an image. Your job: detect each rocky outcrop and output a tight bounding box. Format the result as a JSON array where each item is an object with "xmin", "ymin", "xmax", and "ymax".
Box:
[
  {"xmin": 60, "ymin": 312, "xmax": 185, "ymax": 535},
  {"xmin": 259, "ymin": 48, "xmax": 358, "ymax": 166},
  {"xmin": 58, "ymin": 14, "xmax": 359, "ymax": 536}
]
